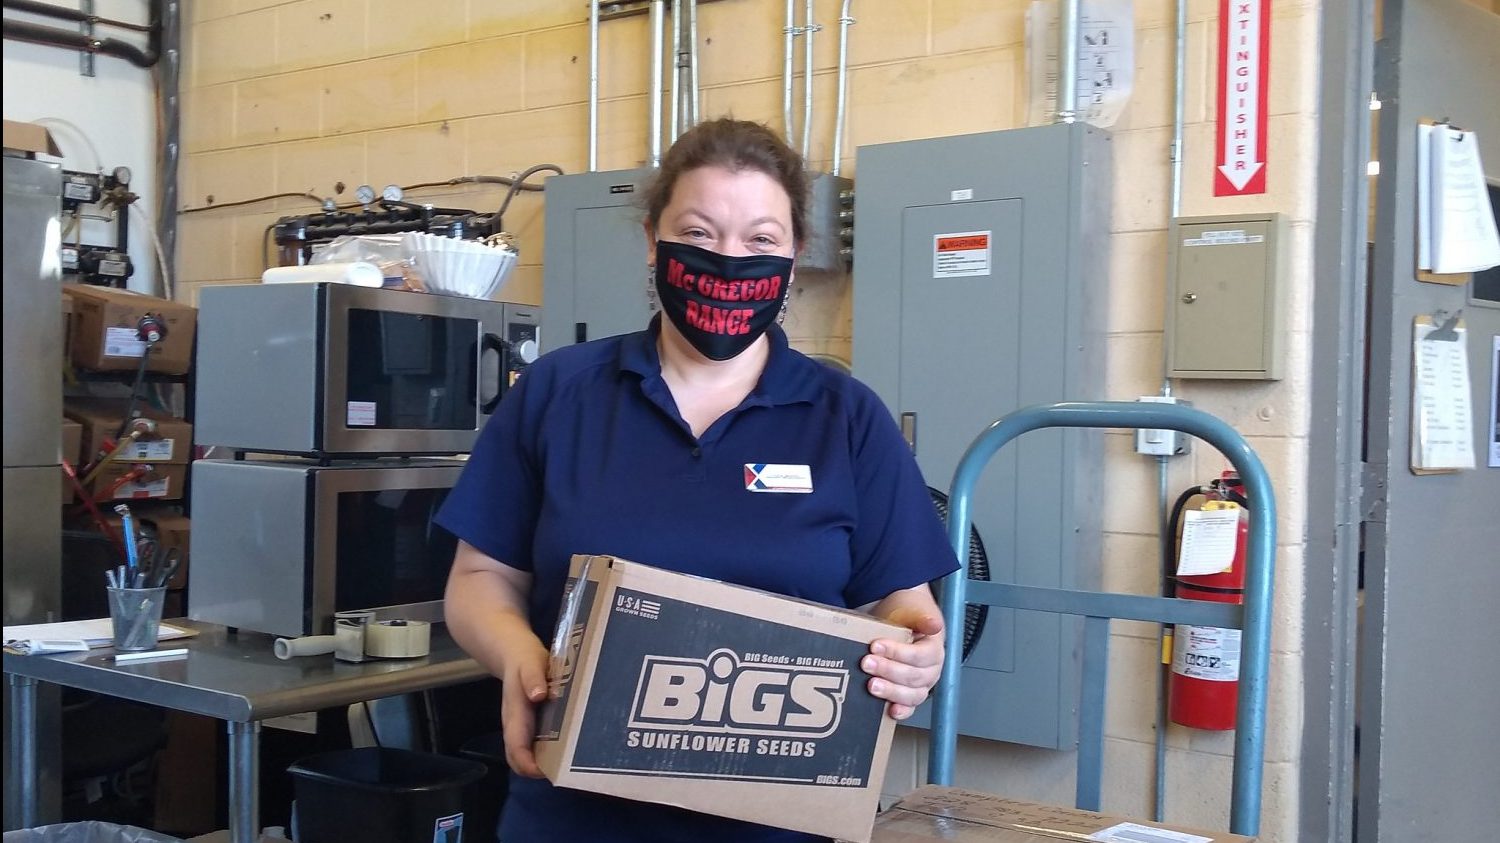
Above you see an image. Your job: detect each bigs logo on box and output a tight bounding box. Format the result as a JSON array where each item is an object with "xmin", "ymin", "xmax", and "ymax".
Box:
[{"xmin": 630, "ymin": 649, "xmax": 847, "ymax": 738}]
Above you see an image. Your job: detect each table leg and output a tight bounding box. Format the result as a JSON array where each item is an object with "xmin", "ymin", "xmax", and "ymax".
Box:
[
  {"xmin": 226, "ymin": 720, "xmax": 261, "ymax": 843},
  {"xmin": 6, "ymin": 674, "xmax": 38, "ymax": 831}
]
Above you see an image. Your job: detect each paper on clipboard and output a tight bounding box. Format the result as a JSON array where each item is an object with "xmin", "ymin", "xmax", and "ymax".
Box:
[
  {"xmin": 1419, "ymin": 123, "xmax": 1500, "ymax": 275},
  {"xmin": 1411, "ymin": 315, "xmax": 1476, "ymax": 472}
]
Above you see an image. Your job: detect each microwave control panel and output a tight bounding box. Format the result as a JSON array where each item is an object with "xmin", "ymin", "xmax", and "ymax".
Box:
[{"xmin": 503, "ymin": 303, "xmax": 541, "ymax": 390}]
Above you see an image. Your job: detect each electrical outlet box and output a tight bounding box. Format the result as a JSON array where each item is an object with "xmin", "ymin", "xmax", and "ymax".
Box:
[
  {"xmin": 1166, "ymin": 213, "xmax": 1286, "ymax": 380},
  {"xmin": 1134, "ymin": 395, "xmax": 1193, "ymax": 456}
]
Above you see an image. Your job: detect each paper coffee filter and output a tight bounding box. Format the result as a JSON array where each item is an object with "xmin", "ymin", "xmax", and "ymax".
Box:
[{"xmin": 403, "ymin": 232, "xmax": 517, "ymax": 299}]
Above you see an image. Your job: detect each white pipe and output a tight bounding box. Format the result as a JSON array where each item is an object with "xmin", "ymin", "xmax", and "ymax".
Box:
[
  {"xmin": 832, "ymin": 0, "xmax": 853, "ymax": 176},
  {"xmin": 671, "ymin": 0, "xmax": 682, "ymax": 140},
  {"xmin": 801, "ymin": 0, "xmax": 817, "ymax": 158},
  {"xmin": 784, "ymin": 0, "xmax": 797, "ymax": 145},
  {"xmin": 588, "ymin": 0, "xmax": 600, "ymax": 171},
  {"xmin": 1056, "ymin": 0, "xmax": 1080, "ymax": 123},
  {"xmin": 649, "ymin": 0, "xmax": 665, "ymax": 166},
  {"xmin": 689, "ymin": 0, "xmax": 701, "ymax": 125}
]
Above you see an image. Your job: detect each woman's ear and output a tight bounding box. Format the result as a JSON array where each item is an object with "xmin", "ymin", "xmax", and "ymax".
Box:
[{"xmin": 644, "ymin": 222, "xmax": 657, "ymax": 267}]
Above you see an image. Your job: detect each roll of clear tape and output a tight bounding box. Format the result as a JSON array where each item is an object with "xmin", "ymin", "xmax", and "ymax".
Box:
[
  {"xmin": 364, "ymin": 620, "xmax": 431, "ymax": 659},
  {"xmin": 273, "ymin": 635, "xmax": 337, "ymax": 660}
]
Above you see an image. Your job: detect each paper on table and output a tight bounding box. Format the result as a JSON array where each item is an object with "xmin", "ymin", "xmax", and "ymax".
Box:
[
  {"xmin": 261, "ymin": 261, "xmax": 384, "ymax": 288},
  {"xmin": 1411, "ymin": 317, "xmax": 1476, "ymax": 471},
  {"xmin": 1428, "ymin": 125, "xmax": 1500, "ymax": 274},
  {"xmin": 1176, "ymin": 508, "xmax": 1241, "ymax": 576},
  {"xmin": 1090, "ymin": 822, "xmax": 1212, "ymax": 843},
  {"xmin": 3, "ymin": 618, "xmax": 196, "ymax": 653}
]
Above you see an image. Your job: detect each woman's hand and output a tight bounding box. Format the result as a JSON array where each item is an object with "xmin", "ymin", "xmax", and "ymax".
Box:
[
  {"xmin": 862, "ymin": 586, "xmax": 946, "ymax": 721},
  {"xmin": 500, "ymin": 639, "xmax": 552, "ymax": 778}
]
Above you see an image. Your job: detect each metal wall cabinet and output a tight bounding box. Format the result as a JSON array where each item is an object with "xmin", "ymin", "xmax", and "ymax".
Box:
[{"xmin": 852, "ymin": 124, "xmax": 1112, "ymax": 748}]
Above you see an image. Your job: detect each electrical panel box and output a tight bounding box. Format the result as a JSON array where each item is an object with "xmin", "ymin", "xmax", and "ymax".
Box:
[
  {"xmin": 1166, "ymin": 213, "xmax": 1286, "ymax": 380},
  {"xmin": 852, "ymin": 124, "xmax": 1111, "ymax": 749},
  {"xmin": 541, "ymin": 170, "xmax": 853, "ymax": 354},
  {"xmin": 541, "ymin": 168, "xmax": 656, "ymax": 354}
]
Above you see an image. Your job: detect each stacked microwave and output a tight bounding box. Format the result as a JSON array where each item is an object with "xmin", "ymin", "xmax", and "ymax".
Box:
[{"xmin": 190, "ymin": 283, "xmax": 539, "ymax": 636}]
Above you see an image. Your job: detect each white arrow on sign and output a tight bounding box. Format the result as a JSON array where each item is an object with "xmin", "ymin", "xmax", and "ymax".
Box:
[{"xmin": 1217, "ymin": 0, "xmax": 1267, "ymax": 194}]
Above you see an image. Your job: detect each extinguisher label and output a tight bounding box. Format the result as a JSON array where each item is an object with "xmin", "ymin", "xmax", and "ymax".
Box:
[{"xmin": 1172, "ymin": 625, "xmax": 1241, "ymax": 682}]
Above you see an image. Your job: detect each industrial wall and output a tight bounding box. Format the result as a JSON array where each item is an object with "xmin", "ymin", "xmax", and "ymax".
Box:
[{"xmin": 174, "ymin": 0, "xmax": 1318, "ymax": 838}]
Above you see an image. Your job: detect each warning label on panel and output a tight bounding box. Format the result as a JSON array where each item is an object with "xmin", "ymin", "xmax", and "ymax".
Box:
[{"xmin": 933, "ymin": 231, "xmax": 992, "ymax": 278}]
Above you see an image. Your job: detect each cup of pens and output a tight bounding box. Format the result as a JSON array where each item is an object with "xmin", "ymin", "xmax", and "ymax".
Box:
[
  {"xmin": 106, "ymin": 504, "xmax": 176, "ymax": 652},
  {"xmin": 106, "ymin": 584, "xmax": 168, "ymax": 652}
]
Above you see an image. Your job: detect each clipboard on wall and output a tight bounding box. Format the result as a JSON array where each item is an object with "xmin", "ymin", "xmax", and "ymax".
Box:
[
  {"xmin": 1415, "ymin": 118, "xmax": 1500, "ymax": 285},
  {"xmin": 1410, "ymin": 312, "xmax": 1476, "ymax": 474}
]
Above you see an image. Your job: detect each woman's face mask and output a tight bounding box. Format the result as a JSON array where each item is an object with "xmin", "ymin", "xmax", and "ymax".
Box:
[{"xmin": 653, "ymin": 240, "xmax": 794, "ymax": 361}]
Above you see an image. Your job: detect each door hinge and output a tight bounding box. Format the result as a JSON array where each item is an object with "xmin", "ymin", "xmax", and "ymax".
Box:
[{"xmin": 1360, "ymin": 462, "xmax": 1387, "ymax": 524}]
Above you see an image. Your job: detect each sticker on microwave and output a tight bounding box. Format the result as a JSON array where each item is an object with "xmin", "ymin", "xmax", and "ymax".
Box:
[{"xmin": 346, "ymin": 401, "xmax": 377, "ymax": 427}]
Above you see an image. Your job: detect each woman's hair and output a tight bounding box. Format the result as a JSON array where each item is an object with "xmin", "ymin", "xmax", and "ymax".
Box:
[{"xmin": 642, "ymin": 117, "xmax": 811, "ymax": 249}]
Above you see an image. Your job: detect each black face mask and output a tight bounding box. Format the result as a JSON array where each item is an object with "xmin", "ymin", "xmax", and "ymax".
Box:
[{"xmin": 653, "ymin": 240, "xmax": 794, "ymax": 361}]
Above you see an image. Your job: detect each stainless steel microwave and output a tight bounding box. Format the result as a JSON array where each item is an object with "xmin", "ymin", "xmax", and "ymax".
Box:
[
  {"xmin": 188, "ymin": 458, "xmax": 462, "ymax": 637},
  {"xmin": 195, "ymin": 283, "xmax": 539, "ymax": 457}
]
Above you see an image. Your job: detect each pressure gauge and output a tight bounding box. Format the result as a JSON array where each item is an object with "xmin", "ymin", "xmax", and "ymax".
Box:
[
  {"xmin": 354, "ymin": 184, "xmax": 377, "ymax": 205},
  {"xmin": 382, "ymin": 184, "xmax": 404, "ymax": 203},
  {"xmin": 111, "ymin": 165, "xmax": 132, "ymax": 186}
]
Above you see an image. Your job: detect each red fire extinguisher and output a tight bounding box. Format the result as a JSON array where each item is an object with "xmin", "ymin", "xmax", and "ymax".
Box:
[{"xmin": 1167, "ymin": 471, "xmax": 1248, "ymax": 730}]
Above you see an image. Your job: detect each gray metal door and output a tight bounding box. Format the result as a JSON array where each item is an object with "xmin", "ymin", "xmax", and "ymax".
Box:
[{"xmin": 1363, "ymin": 1, "xmax": 1500, "ymax": 839}]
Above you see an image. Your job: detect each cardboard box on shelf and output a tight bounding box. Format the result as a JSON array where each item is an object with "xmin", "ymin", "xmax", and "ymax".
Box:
[
  {"xmin": 2, "ymin": 119, "xmax": 61, "ymax": 157},
  {"xmin": 864, "ymin": 786, "xmax": 1257, "ymax": 842},
  {"xmin": 63, "ymin": 285, "xmax": 197, "ymax": 375},
  {"xmin": 536, "ymin": 554, "xmax": 910, "ymax": 843},
  {"xmin": 65, "ymin": 397, "xmax": 193, "ymax": 465},
  {"xmin": 61, "ymin": 418, "xmax": 83, "ymax": 504},
  {"xmin": 86, "ymin": 462, "xmax": 186, "ymax": 502}
]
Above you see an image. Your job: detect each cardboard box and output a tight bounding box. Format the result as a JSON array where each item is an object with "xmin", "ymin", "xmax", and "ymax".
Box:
[
  {"xmin": 61, "ymin": 418, "xmax": 84, "ymax": 504},
  {"xmin": 86, "ymin": 462, "xmax": 186, "ymax": 502},
  {"xmin": 65, "ymin": 397, "xmax": 194, "ymax": 464},
  {"xmin": 63, "ymin": 285, "xmax": 197, "ymax": 375},
  {"xmin": 2, "ymin": 119, "xmax": 61, "ymax": 157},
  {"xmin": 537, "ymin": 554, "xmax": 911, "ymax": 843},
  {"xmin": 866, "ymin": 787, "xmax": 1257, "ymax": 842}
]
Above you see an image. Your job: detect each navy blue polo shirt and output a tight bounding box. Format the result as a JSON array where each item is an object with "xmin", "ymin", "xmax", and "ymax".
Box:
[{"xmin": 436, "ymin": 317, "xmax": 958, "ymax": 843}]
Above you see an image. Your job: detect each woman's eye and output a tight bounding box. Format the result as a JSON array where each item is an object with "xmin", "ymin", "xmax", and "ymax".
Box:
[
  {"xmin": 684, "ymin": 228, "xmax": 709, "ymax": 239},
  {"xmin": 752, "ymin": 235, "xmax": 777, "ymax": 246}
]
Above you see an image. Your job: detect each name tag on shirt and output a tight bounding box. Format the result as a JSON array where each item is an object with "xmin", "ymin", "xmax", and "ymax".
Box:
[{"xmin": 744, "ymin": 463, "xmax": 813, "ymax": 494}]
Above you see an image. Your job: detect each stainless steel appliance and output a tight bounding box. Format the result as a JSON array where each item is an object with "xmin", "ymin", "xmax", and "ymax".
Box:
[
  {"xmin": 3, "ymin": 154, "xmax": 64, "ymax": 826},
  {"xmin": 195, "ymin": 283, "xmax": 539, "ymax": 457},
  {"xmin": 188, "ymin": 458, "xmax": 464, "ymax": 637}
]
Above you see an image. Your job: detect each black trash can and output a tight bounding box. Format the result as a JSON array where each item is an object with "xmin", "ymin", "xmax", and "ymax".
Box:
[
  {"xmin": 288, "ymin": 747, "xmax": 486, "ymax": 843},
  {"xmin": 455, "ymin": 732, "xmax": 509, "ymax": 843}
]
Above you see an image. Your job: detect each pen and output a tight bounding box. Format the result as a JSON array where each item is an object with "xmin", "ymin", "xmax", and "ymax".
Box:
[
  {"xmin": 113, "ymin": 647, "xmax": 188, "ymax": 663},
  {"xmin": 115, "ymin": 504, "xmax": 139, "ymax": 578}
]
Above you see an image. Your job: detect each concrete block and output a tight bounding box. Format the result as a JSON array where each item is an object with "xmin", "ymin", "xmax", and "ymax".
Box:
[
  {"xmin": 183, "ymin": 84, "xmax": 238, "ymax": 154},
  {"xmin": 274, "ymin": 0, "xmax": 366, "ymax": 74},
  {"xmin": 192, "ymin": 8, "xmax": 276, "ymax": 87},
  {"xmin": 366, "ymin": 2, "xmax": 467, "ymax": 58},
  {"xmin": 846, "ymin": 49, "xmax": 1018, "ymax": 149},
  {"xmin": 366, "ymin": 122, "xmax": 466, "ymax": 189},
  {"xmin": 270, "ymin": 134, "xmax": 368, "ymax": 206},
  {"xmin": 524, "ymin": 25, "xmax": 588, "ymax": 109},
  {"xmin": 235, "ymin": 71, "xmax": 323, "ymax": 145},
  {"xmin": 469, "ymin": 0, "xmax": 585, "ymax": 40},
  {"xmin": 417, "ymin": 38, "xmax": 526, "ymax": 123},
  {"xmin": 933, "ymin": 0, "xmax": 1026, "ymax": 54},
  {"xmin": 320, "ymin": 55, "xmax": 418, "ymax": 134},
  {"xmin": 181, "ymin": 145, "xmax": 278, "ymax": 210},
  {"xmin": 1106, "ymin": 229, "xmax": 1170, "ymax": 335}
]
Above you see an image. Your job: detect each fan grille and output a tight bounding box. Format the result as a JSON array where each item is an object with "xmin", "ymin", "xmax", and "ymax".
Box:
[{"xmin": 928, "ymin": 487, "xmax": 990, "ymax": 663}]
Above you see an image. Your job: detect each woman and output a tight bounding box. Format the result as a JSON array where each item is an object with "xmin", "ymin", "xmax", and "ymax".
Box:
[{"xmin": 438, "ymin": 117, "xmax": 960, "ymax": 842}]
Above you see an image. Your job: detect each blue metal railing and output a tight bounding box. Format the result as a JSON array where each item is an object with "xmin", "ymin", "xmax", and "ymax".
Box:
[{"xmin": 927, "ymin": 401, "xmax": 1275, "ymax": 837}]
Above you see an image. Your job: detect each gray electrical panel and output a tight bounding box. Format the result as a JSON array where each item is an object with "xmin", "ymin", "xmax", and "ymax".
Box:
[
  {"xmin": 852, "ymin": 124, "xmax": 1111, "ymax": 749},
  {"xmin": 541, "ymin": 168, "xmax": 656, "ymax": 354},
  {"xmin": 542, "ymin": 169, "xmax": 852, "ymax": 354}
]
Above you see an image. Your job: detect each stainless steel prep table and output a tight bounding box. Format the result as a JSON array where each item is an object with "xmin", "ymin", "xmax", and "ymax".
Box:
[{"xmin": 4, "ymin": 620, "xmax": 487, "ymax": 842}]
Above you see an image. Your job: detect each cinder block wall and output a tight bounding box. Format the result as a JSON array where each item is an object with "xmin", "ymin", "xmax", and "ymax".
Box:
[{"xmin": 179, "ymin": 1, "xmax": 1317, "ymax": 839}]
